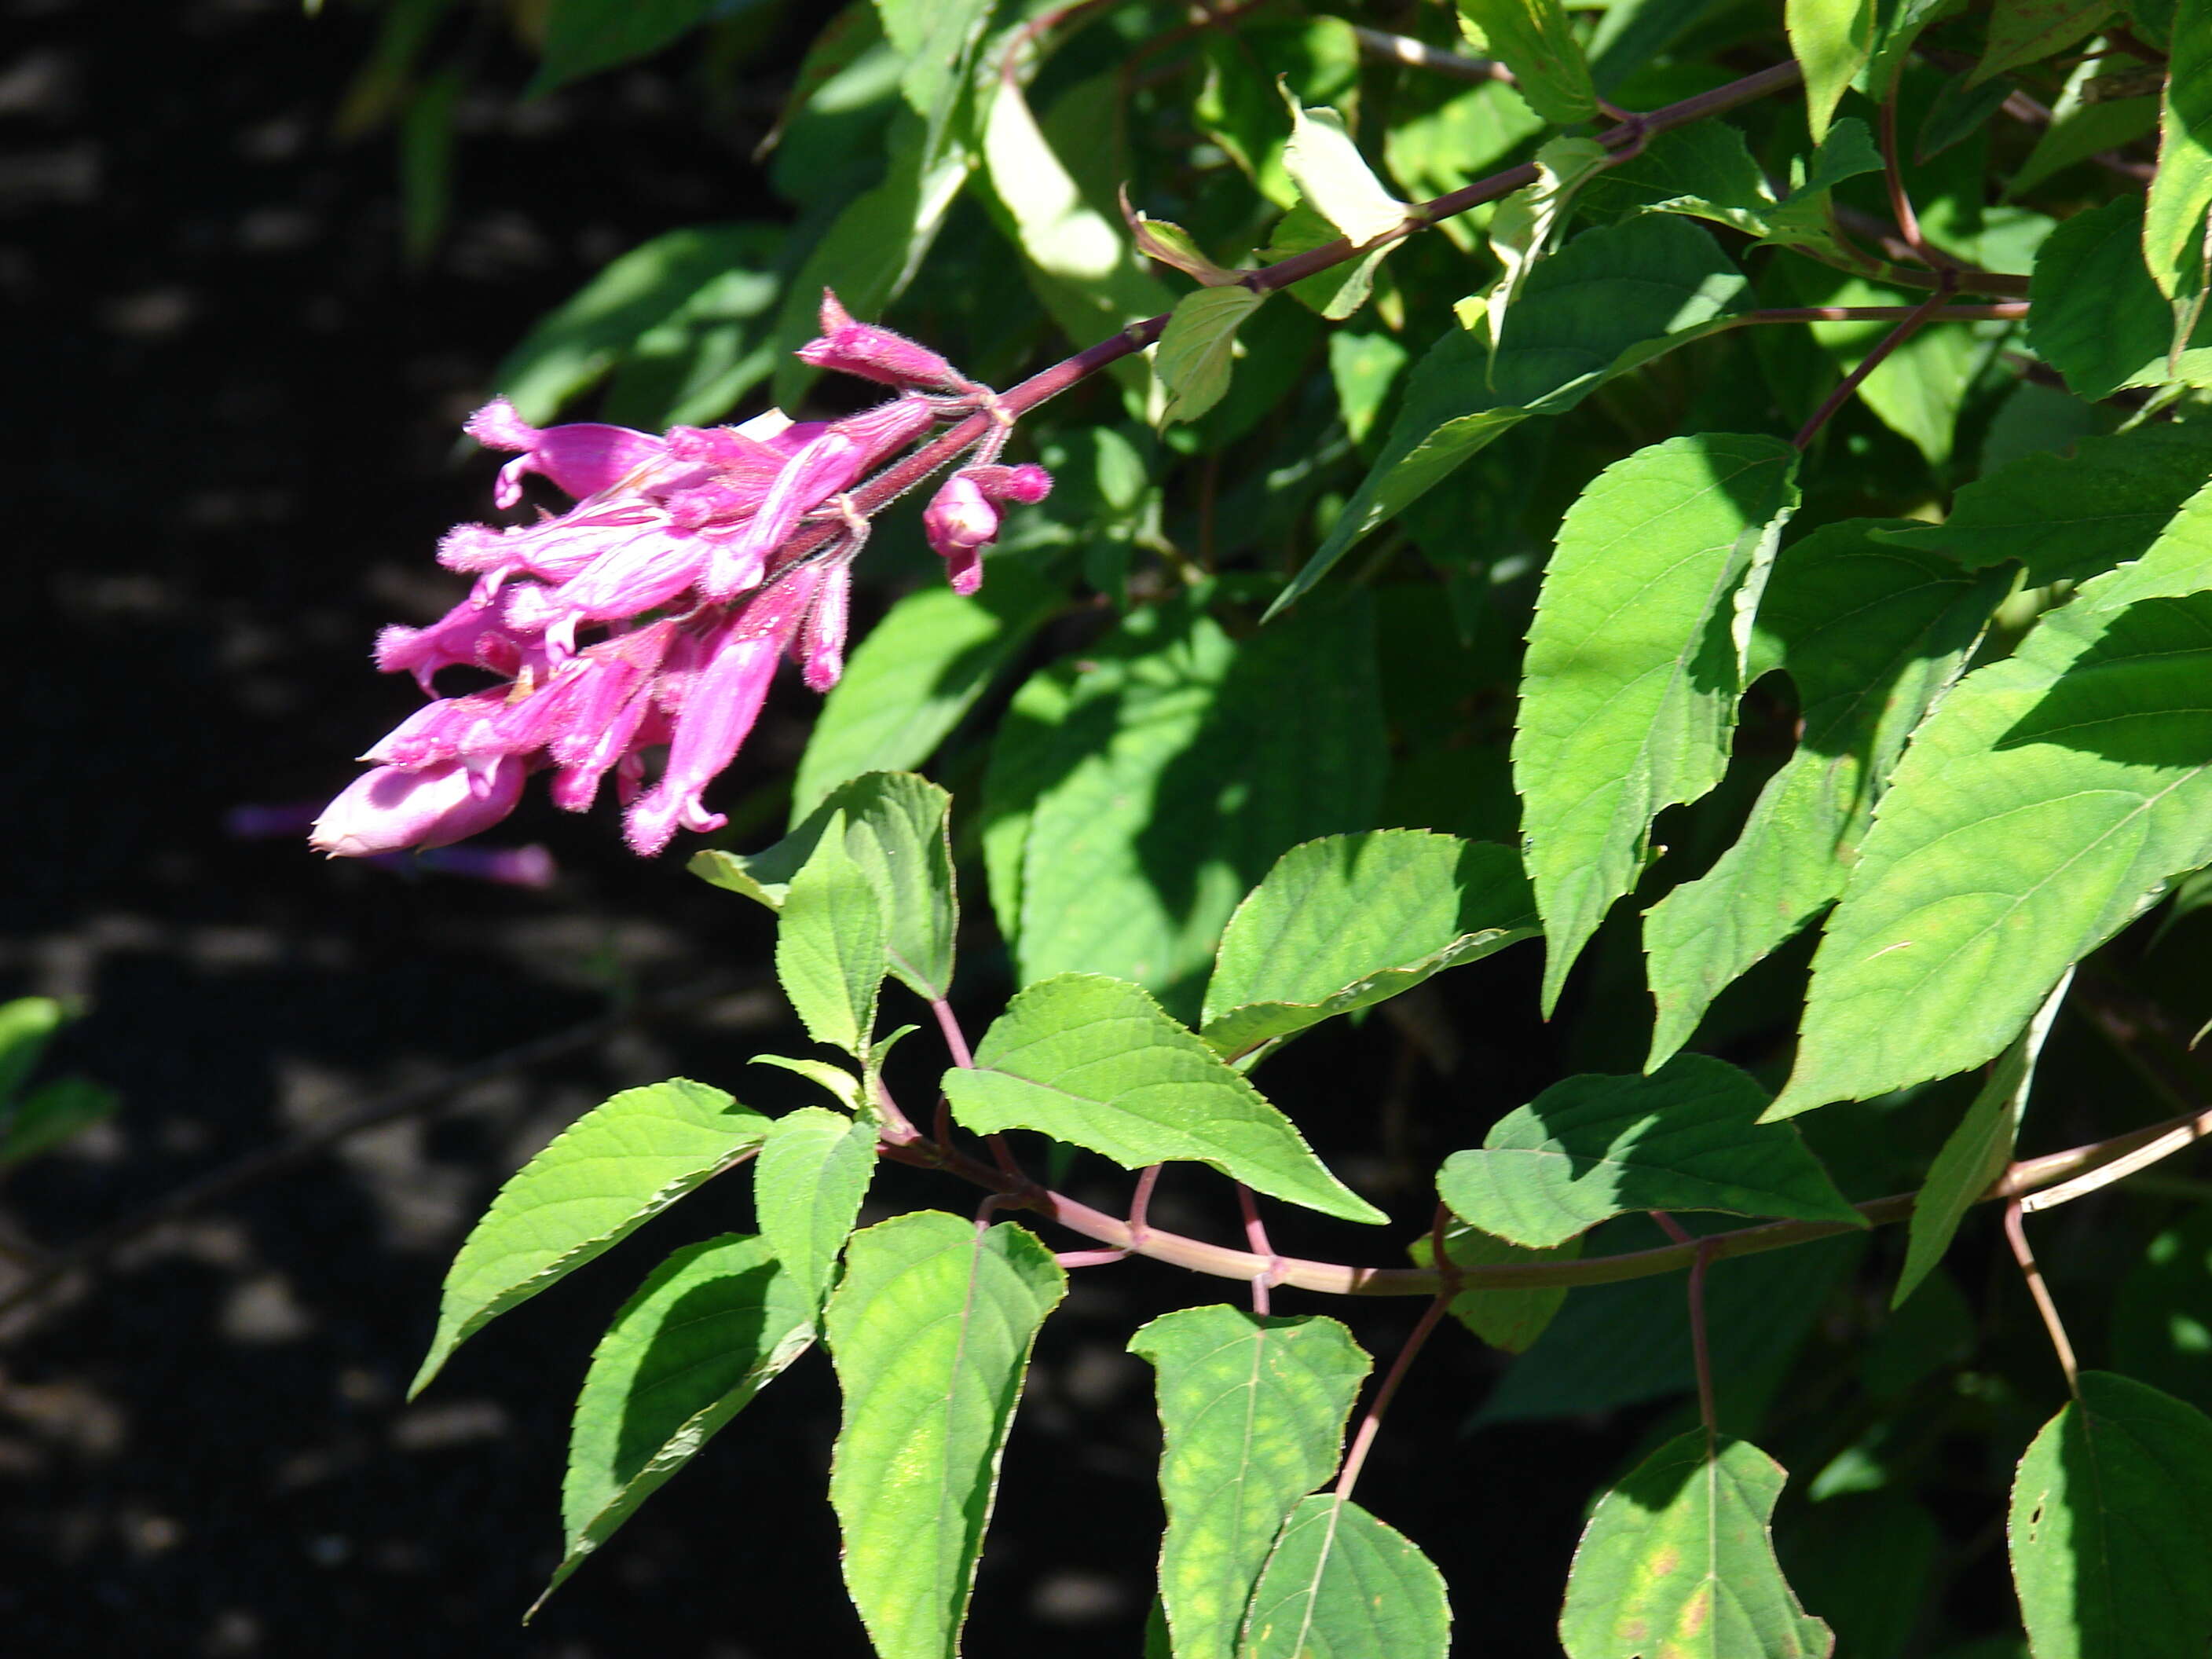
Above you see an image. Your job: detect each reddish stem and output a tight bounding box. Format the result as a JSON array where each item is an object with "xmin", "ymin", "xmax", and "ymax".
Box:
[
  {"xmin": 1793, "ymin": 280, "xmax": 1958, "ymax": 449},
  {"xmin": 2004, "ymin": 1199, "xmax": 2081, "ymax": 1397},
  {"xmin": 1335, "ymin": 1294, "xmax": 1450, "ymax": 1500}
]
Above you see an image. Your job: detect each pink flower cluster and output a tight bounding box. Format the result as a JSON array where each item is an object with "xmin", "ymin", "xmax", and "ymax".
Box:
[{"xmin": 311, "ymin": 292, "xmax": 1050, "ymax": 861}]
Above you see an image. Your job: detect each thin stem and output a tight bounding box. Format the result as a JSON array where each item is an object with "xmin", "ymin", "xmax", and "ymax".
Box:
[
  {"xmin": 1238, "ymin": 1183, "xmax": 1282, "ymax": 1314},
  {"xmin": 2004, "ymin": 1200, "xmax": 2081, "ymax": 1396},
  {"xmin": 1127, "ymin": 1163, "xmax": 1161, "ymax": 1244},
  {"xmin": 1878, "ymin": 77, "xmax": 1953, "ymax": 270},
  {"xmin": 2020, "ymin": 1111, "xmax": 2212, "ymax": 1213},
  {"xmin": 1794, "ymin": 280, "xmax": 1958, "ymax": 449},
  {"xmin": 930, "ymin": 996, "xmax": 976, "ymax": 1069},
  {"xmin": 1334, "ymin": 1294, "xmax": 1451, "ymax": 1500},
  {"xmin": 1686, "ymin": 1243, "xmax": 1719, "ymax": 1439},
  {"xmin": 1352, "ymin": 24, "xmax": 1509, "ymax": 85},
  {"xmin": 1731, "ymin": 303, "xmax": 2027, "ymax": 327}
]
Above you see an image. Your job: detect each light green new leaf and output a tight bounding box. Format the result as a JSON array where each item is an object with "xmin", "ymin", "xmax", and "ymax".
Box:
[
  {"xmin": 1476, "ymin": 137, "xmax": 1612, "ymax": 361},
  {"xmin": 943, "ymin": 974, "xmax": 1386, "ymax": 1225},
  {"xmin": 1199, "ymin": 832, "xmax": 1538, "ymax": 1060},
  {"xmin": 1272, "ymin": 214, "xmax": 1749, "ymax": 617},
  {"xmin": 2009, "ymin": 1372, "xmax": 2212, "ymax": 1659},
  {"xmin": 1157, "ymin": 287, "xmax": 1268, "ymax": 427},
  {"xmin": 1240, "ymin": 1494, "xmax": 1452, "ymax": 1659},
  {"xmin": 1129, "ymin": 1307, "xmax": 1371, "ymax": 1659},
  {"xmin": 2144, "ymin": 0, "xmax": 2212, "ymax": 298},
  {"xmin": 489, "ymin": 225, "xmax": 785, "ymax": 422},
  {"xmin": 1438, "ymin": 1055, "xmax": 1862, "ymax": 1249},
  {"xmin": 827, "ymin": 1214, "xmax": 1066, "ymax": 1659},
  {"xmin": 698, "ymin": 772, "xmax": 958, "ymax": 1002},
  {"xmin": 410, "ymin": 1079, "xmax": 772, "ymax": 1397},
  {"xmin": 1788, "ymin": 0, "xmax": 1877, "ymax": 141},
  {"xmin": 0, "ymin": 997, "xmax": 64, "ymax": 1106},
  {"xmin": 1774, "ymin": 479, "xmax": 2212, "ymax": 1115},
  {"xmin": 1892, "ymin": 971, "xmax": 2070, "ymax": 1309},
  {"xmin": 793, "ymin": 563, "xmax": 1063, "ymax": 818},
  {"xmin": 1880, "ymin": 422, "xmax": 2212, "ymax": 584},
  {"xmin": 538, "ymin": 1233, "xmax": 815, "ymax": 1613},
  {"xmin": 776, "ymin": 835, "xmax": 888, "ymax": 1057},
  {"xmin": 1409, "ymin": 1221, "xmax": 1582, "ymax": 1353},
  {"xmin": 754, "ymin": 1107, "xmax": 877, "ymax": 1312},
  {"xmin": 1282, "ymin": 99, "xmax": 1408, "ymax": 247},
  {"xmin": 1971, "ymin": 0, "xmax": 2115, "ymax": 86},
  {"xmin": 2031, "ymin": 196, "xmax": 2212, "ymax": 401},
  {"xmin": 1514, "ymin": 433, "xmax": 1800, "ymax": 1009},
  {"xmin": 751, "ymin": 1055, "xmax": 865, "ymax": 1113},
  {"xmin": 1644, "ymin": 525, "xmax": 2009, "ymax": 1066},
  {"xmin": 1560, "ymin": 1431, "xmax": 1833, "ymax": 1658},
  {"xmin": 990, "ymin": 593, "xmax": 1385, "ymax": 1016},
  {"xmin": 1457, "ymin": 0, "xmax": 1599, "ymax": 126}
]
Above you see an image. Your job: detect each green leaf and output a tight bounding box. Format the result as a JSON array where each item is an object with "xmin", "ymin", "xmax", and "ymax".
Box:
[
  {"xmin": 1514, "ymin": 433, "xmax": 1800, "ymax": 1009},
  {"xmin": 2009, "ymin": 54, "xmax": 2159, "ymax": 200},
  {"xmin": 1328, "ymin": 329, "xmax": 1409, "ymax": 445},
  {"xmin": 754, "ymin": 1107, "xmax": 877, "ymax": 1312},
  {"xmin": 990, "ymin": 592, "xmax": 1386, "ymax": 1016},
  {"xmin": 826, "ymin": 1213, "xmax": 1066, "ymax": 1659},
  {"xmin": 1879, "ymin": 422, "xmax": 2212, "ymax": 584},
  {"xmin": 1456, "ymin": 0, "xmax": 1599, "ymax": 126},
  {"xmin": 529, "ymin": 0, "xmax": 712, "ymax": 95},
  {"xmin": 2144, "ymin": 0, "xmax": 2212, "ymax": 298},
  {"xmin": 1772, "ymin": 483, "xmax": 2212, "ymax": 1116},
  {"xmin": 1156, "ymin": 287, "xmax": 1268, "ymax": 427},
  {"xmin": 1199, "ymin": 832, "xmax": 1538, "ymax": 1060},
  {"xmin": 1577, "ymin": 123, "xmax": 1778, "ymax": 237},
  {"xmin": 1643, "ymin": 525, "xmax": 2009, "ymax": 1065},
  {"xmin": 750, "ymin": 1055, "xmax": 865, "ymax": 1113},
  {"xmin": 942, "ymin": 973, "xmax": 1386, "ymax": 1225},
  {"xmin": 1438, "ymin": 1055, "xmax": 1863, "ymax": 1249},
  {"xmin": 1409, "ymin": 1221, "xmax": 1582, "ymax": 1353},
  {"xmin": 1127, "ymin": 207, "xmax": 1245, "ymax": 286},
  {"xmin": 538, "ymin": 1233, "xmax": 815, "ymax": 1612},
  {"xmin": 1801, "ymin": 277, "xmax": 1983, "ymax": 468},
  {"xmin": 1282, "ymin": 97, "xmax": 1408, "ymax": 247},
  {"xmin": 1892, "ymin": 971, "xmax": 2070, "ymax": 1308},
  {"xmin": 1971, "ymin": 0, "xmax": 2115, "ymax": 86},
  {"xmin": 1273, "ymin": 214, "xmax": 1750, "ymax": 617},
  {"xmin": 1257, "ymin": 200, "xmax": 1392, "ymax": 320},
  {"xmin": 699, "ymin": 772, "xmax": 958, "ymax": 1002},
  {"xmin": 1474, "ymin": 137, "xmax": 1613, "ymax": 361},
  {"xmin": 2113, "ymin": 1205, "xmax": 2212, "ymax": 1408},
  {"xmin": 2031, "ymin": 196, "xmax": 2212, "ymax": 401},
  {"xmin": 775, "ymin": 833, "xmax": 888, "ymax": 1057},
  {"xmin": 873, "ymin": 0, "xmax": 995, "ymax": 174},
  {"xmin": 1917, "ymin": 69, "xmax": 2018, "ymax": 160},
  {"xmin": 488, "ymin": 225, "xmax": 786, "ymax": 423},
  {"xmin": 1240, "ymin": 1494, "xmax": 1452, "ymax": 1659},
  {"xmin": 1788, "ymin": 0, "xmax": 1878, "ymax": 141},
  {"xmin": 0, "ymin": 997, "xmax": 64, "ymax": 1106},
  {"xmin": 1128, "ymin": 1307, "xmax": 1372, "ymax": 1659},
  {"xmin": 0, "ymin": 1075, "xmax": 118, "ymax": 1167},
  {"xmin": 792, "ymin": 564, "xmax": 1064, "ymax": 819},
  {"xmin": 409, "ymin": 1079, "xmax": 772, "ymax": 1397},
  {"xmin": 1562, "ymin": 1431, "xmax": 1833, "ymax": 1658},
  {"xmin": 2009, "ymin": 1372, "xmax": 2212, "ymax": 1659}
]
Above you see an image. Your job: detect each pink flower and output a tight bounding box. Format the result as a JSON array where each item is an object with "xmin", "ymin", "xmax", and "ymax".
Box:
[
  {"xmin": 466, "ymin": 399, "xmax": 668, "ymax": 510},
  {"xmin": 921, "ymin": 463, "xmax": 1053, "ymax": 593},
  {"xmin": 310, "ymin": 756, "xmax": 529, "ymax": 858},
  {"xmin": 797, "ymin": 289, "xmax": 967, "ymax": 392}
]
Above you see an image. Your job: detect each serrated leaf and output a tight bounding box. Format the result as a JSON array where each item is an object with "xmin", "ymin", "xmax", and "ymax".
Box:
[
  {"xmin": 1754, "ymin": 119, "xmax": 1885, "ymax": 258},
  {"xmin": 1156, "ymin": 286, "xmax": 1267, "ymax": 427},
  {"xmin": 792, "ymin": 564, "xmax": 1064, "ymax": 818},
  {"xmin": 2009, "ymin": 1372, "xmax": 2212, "ymax": 1659},
  {"xmin": 537, "ymin": 1233, "xmax": 815, "ymax": 1613},
  {"xmin": 1892, "ymin": 972, "xmax": 2070, "ymax": 1309},
  {"xmin": 1409, "ymin": 1221, "xmax": 1582, "ymax": 1353},
  {"xmin": 489, "ymin": 225, "xmax": 786, "ymax": 423},
  {"xmin": 1457, "ymin": 0, "xmax": 1599, "ymax": 125},
  {"xmin": 1478, "ymin": 137, "xmax": 1611, "ymax": 362},
  {"xmin": 1644, "ymin": 525, "xmax": 2009, "ymax": 1065},
  {"xmin": 2031, "ymin": 196, "xmax": 2212, "ymax": 401},
  {"xmin": 1578, "ymin": 123, "xmax": 1779, "ymax": 237},
  {"xmin": 1272, "ymin": 214, "xmax": 1750, "ymax": 617},
  {"xmin": 1240, "ymin": 1494, "xmax": 1452, "ymax": 1659},
  {"xmin": 1199, "ymin": 832, "xmax": 1537, "ymax": 1060},
  {"xmin": 754, "ymin": 1107, "xmax": 877, "ymax": 1311},
  {"xmin": 1129, "ymin": 1307, "xmax": 1372, "ymax": 1659},
  {"xmin": 1773, "ymin": 480, "xmax": 2212, "ymax": 1115},
  {"xmin": 873, "ymin": 0, "xmax": 994, "ymax": 175},
  {"xmin": 2143, "ymin": 0, "xmax": 2212, "ymax": 298},
  {"xmin": 1972, "ymin": 0, "xmax": 2115, "ymax": 86},
  {"xmin": 1281, "ymin": 97, "xmax": 1408, "ymax": 248},
  {"xmin": 991, "ymin": 592, "xmax": 1386, "ymax": 1016},
  {"xmin": 1439, "ymin": 1055, "xmax": 1863, "ymax": 1249},
  {"xmin": 1514, "ymin": 433, "xmax": 1800, "ymax": 1009},
  {"xmin": 943, "ymin": 973, "xmax": 1386, "ymax": 1225},
  {"xmin": 1879, "ymin": 422, "xmax": 2212, "ymax": 584},
  {"xmin": 776, "ymin": 834, "xmax": 888, "ymax": 1057},
  {"xmin": 1560, "ymin": 1431, "xmax": 1833, "ymax": 1658},
  {"xmin": 1788, "ymin": 0, "xmax": 1877, "ymax": 141},
  {"xmin": 409, "ymin": 1079, "xmax": 771, "ymax": 1397},
  {"xmin": 826, "ymin": 1214, "xmax": 1066, "ymax": 1659}
]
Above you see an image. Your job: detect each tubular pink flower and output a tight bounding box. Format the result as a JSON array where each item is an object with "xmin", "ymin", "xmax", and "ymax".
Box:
[
  {"xmin": 310, "ymin": 756, "xmax": 528, "ymax": 858},
  {"xmin": 965, "ymin": 462, "xmax": 1053, "ymax": 506},
  {"xmin": 799, "ymin": 555, "xmax": 855, "ymax": 692},
  {"xmin": 374, "ymin": 586, "xmax": 540, "ymax": 690},
  {"xmin": 361, "ymin": 690, "xmax": 513, "ymax": 771},
  {"xmin": 797, "ymin": 289, "xmax": 965, "ymax": 391},
  {"xmin": 701, "ymin": 431, "xmax": 864, "ymax": 602},
  {"xmin": 465, "ymin": 398, "xmax": 668, "ymax": 509}
]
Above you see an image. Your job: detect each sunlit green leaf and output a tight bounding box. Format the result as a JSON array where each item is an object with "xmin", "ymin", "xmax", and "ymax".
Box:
[
  {"xmin": 1240, "ymin": 1495, "xmax": 1451, "ymax": 1659},
  {"xmin": 2031, "ymin": 196, "xmax": 2212, "ymax": 401},
  {"xmin": 1156, "ymin": 287, "xmax": 1267, "ymax": 427},
  {"xmin": 2143, "ymin": 0, "xmax": 2212, "ymax": 298},
  {"xmin": 1456, "ymin": 0, "xmax": 1599, "ymax": 126},
  {"xmin": 1787, "ymin": 0, "xmax": 1877, "ymax": 141},
  {"xmin": 776, "ymin": 834, "xmax": 888, "ymax": 1057},
  {"xmin": 1408, "ymin": 1221, "xmax": 1582, "ymax": 1353},
  {"xmin": 754, "ymin": 1106, "xmax": 877, "ymax": 1312}
]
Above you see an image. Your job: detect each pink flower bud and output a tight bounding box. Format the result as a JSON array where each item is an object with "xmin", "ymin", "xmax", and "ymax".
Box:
[
  {"xmin": 310, "ymin": 756, "xmax": 528, "ymax": 859},
  {"xmin": 795, "ymin": 288, "xmax": 965, "ymax": 391}
]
